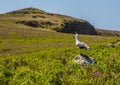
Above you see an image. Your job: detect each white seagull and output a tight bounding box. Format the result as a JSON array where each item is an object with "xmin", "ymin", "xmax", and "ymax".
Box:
[{"xmin": 75, "ymin": 33, "xmax": 91, "ymax": 50}]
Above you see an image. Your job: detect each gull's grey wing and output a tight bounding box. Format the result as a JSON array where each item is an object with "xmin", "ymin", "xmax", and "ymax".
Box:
[{"xmin": 76, "ymin": 42, "xmax": 90, "ymax": 49}]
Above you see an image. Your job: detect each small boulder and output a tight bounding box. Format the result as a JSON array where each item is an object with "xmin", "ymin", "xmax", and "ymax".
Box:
[
  {"xmin": 106, "ymin": 44, "xmax": 115, "ymax": 48},
  {"xmin": 106, "ymin": 42, "xmax": 120, "ymax": 48},
  {"xmin": 73, "ymin": 54, "xmax": 96, "ymax": 66},
  {"xmin": 114, "ymin": 42, "xmax": 120, "ymax": 46}
]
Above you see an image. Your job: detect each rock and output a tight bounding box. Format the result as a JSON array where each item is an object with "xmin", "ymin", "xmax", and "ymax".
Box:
[
  {"xmin": 106, "ymin": 44, "xmax": 115, "ymax": 48},
  {"xmin": 106, "ymin": 42, "xmax": 120, "ymax": 48},
  {"xmin": 16, "ymin": 20, "xmax": 55, "ymax": 28},
  {"xmin": 57, "ymin": 21, "xmax": 97, "ymax": 35},
  {"xmin": 114, "ymin": 42, "xmax": 120, "ymax": 46},
  {"xmin": 73, "ymin": 54, "xmax": 96, "ymax": 66}
]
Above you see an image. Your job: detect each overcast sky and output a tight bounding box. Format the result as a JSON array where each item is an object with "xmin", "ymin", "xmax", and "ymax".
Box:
[{"xmin": 0, "ymin": 0, "xmax": 120, "ymax": 31}]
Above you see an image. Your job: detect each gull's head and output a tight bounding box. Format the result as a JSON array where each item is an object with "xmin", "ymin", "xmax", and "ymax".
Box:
[{"xmin": 75, "ymin": 32, "xmax": 78, "ymax": 38}]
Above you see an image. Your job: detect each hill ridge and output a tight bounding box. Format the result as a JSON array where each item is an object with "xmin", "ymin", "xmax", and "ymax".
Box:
[
  {"xmin": 7, "ymin": 7, "xmax": 46, "ymax": 14},
  {"xmin": 0, "ymin": 7, "xmax": 120, "ymax": 36},
  {"xmin": 7, "ymin": 7, "xmax": 97, "ymax": 35}
]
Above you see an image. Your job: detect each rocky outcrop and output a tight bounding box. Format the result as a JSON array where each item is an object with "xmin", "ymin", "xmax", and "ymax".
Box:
[
  {"xmin": 16, "ymin": 20, "xmax": 55, "ymax": 28},
  {"xmin": 16, "ymin": 19, "xmax": 97, "ymax": 35},
  {"xmin": 57, "ymin": 20, "xmax": 97, "ymax": 35}
]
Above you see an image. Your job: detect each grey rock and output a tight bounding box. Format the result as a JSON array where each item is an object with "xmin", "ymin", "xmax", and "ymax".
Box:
[
  {"xmin": 106, "ymin": 44, "xmax": 115, "ymax": 48},
  {"xmin": 114, "ymin": 42, "xmax": 120, "ymax": 46},
  {"xmin": 74, "ymin": 54, "xmax": 96, "ymax": 66},
  {"xmin": 106, "ymin": 42, "xmax": 120, "ymax": 48}
]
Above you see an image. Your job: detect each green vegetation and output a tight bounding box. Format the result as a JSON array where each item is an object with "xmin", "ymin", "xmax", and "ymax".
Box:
[
  {"xmin": 0, "ymin": 7, "xmax": 120, "ymax": 85},
  {"xmin": 0, "ymin": 26, "xmax": 120, "ymax": 84}
]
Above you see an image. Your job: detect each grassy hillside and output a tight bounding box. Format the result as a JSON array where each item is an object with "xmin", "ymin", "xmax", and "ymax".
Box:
[
  {"xmin": 0, "ymin": 7, "xmax": 97, "ymax": 35},
  {"xmin": 1, "ymin": 7, "xmax": 120, "ymax": 36},
  {"xmin": 0, "ymin": 7, "xmax": 120, "ymax": 85}
]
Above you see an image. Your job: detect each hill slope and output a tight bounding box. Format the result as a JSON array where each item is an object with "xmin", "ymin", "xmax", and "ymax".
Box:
[
  {"xmin": 1, "ymin": 7, "xmax": 97, "ymax": 35},
  {"xmin": 0, "ymin": 7, "xmax": 120, "ymax": 36}
]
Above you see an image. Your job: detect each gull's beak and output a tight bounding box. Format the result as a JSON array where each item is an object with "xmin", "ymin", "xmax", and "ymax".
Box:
[{"xmin": 75, "ymin": 32, "xmax": 78, "ymax": 34}]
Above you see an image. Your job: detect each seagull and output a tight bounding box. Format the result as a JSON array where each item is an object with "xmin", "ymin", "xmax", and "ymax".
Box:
[{"xmin": 75, "ymin": 33, "xmax": 91, "ymax": 50}]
